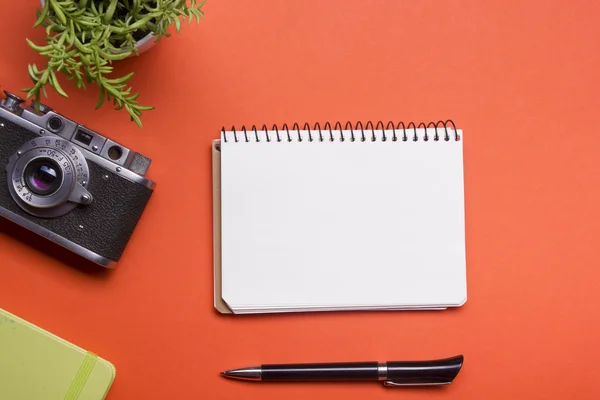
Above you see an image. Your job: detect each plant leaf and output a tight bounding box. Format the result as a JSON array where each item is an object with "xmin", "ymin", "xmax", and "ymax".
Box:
[
  {"xmin": 49, "ymin": 70, "xmax": 68, "ymax": 97},
  {"xmin": 27, "ymin": 64, "xmax": 38, "ymax": 81},
  {"xmin": 49, "ymin": 0, "xmax": 67, "ymax": 25},
  {"xmin": 103, "ymin": 72, "xmax": 134, "ymax": 85},
  {"xmin": 57, "ymin": 31, "xmax": 67, "ymax": 46},
  {"xmin": 103, "ymin": 84, "xmax": 121, "ymax": 99},
  {"xmin": 26, "ymin": 38, "xmax": 52, "ymax": 52},
  {"xmin": 40, "ymin": 69, "xmax": 50, "ymax": 85},
  {"xmin": 127, "ymin": 106, "xmax": 143, "ymax": 128},
  {"xmin": 95, "ymin": 88, "xmax": 105, "ymax": 109},
  {"xmin": 104, "ymin": 0, "xmax": 118, "ymax": 24},
  {"xmin": 97, "ymin": 48, "xmax": 131, "ymax": 61},
  {"xmin": 33, "ymin": 0, "xmax": 50, "ymax": 27},
  {"xmin": 127, "ymin": 14, "xmax": 156, "ymax": 32},
  {"xmin": 73, "ymin": 36, "xmax": 93, "ymax": 53}
]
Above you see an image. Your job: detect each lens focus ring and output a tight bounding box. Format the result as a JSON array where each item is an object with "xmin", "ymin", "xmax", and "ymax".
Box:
[{"xmin": 6, "ymin": 136, "xmax": 90, "ymax": 218}]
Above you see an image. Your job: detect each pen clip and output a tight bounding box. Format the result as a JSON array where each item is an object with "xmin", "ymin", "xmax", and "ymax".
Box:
[{"xmin": 382, "ymin": 355, "xmax": 464, "ymax": 388}]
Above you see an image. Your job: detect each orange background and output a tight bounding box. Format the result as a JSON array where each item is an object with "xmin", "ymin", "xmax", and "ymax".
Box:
[{"xmin": 1, "ymin": 1, "xmax": 600, "ymax": 399}]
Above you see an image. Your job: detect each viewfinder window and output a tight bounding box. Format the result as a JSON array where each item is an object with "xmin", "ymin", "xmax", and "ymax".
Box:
[{"xmin": 74, "ymin": 130, "xmax": 93, "ymax": 146}]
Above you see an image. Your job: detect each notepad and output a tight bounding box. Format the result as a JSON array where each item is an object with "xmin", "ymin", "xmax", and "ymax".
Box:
[
  {"xmin": 213, "ymin": 121, "xmax": 467, "ymax": 314},
  {"xmin": 0, "ymin": 308, "xmax": 115, "ymax": 400}
]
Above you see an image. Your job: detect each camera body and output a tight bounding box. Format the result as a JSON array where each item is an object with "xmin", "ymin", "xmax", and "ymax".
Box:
[{"xmin": 0, "ymin": 91, "xmax": 155, "ymax": 267}]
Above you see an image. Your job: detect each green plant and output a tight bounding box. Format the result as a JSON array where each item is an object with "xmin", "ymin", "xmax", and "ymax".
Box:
[{"xmin": 24, "ymin": 0, "xmax": 204, "ymax": 127}]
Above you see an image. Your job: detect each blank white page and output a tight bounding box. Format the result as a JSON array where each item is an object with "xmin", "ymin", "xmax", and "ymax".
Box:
[{"xmin": 220, "ymin": 127, "xmax": 466, "ymax": 313}]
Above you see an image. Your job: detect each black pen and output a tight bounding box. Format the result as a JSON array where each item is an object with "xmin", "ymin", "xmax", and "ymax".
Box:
[{"xmin": 221, "ymin": 355, "xmax": 463, "ymax": 387}]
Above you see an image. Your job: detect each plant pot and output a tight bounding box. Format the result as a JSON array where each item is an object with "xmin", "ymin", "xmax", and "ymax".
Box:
[
  {"xmin": 128, "ymin": 31, "xmax": 156, "ymax": 56},
  {"xmin": 39, "ymin": 0, "xmax": 156, "ymax": 56}
]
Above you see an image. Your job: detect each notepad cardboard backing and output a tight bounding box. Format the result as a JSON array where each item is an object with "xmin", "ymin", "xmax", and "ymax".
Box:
[{"xmin": 212, "ymin": 139, "xmax": 233, "ymax": 314}]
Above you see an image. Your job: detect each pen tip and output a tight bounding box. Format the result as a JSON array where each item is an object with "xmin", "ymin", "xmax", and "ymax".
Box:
[{"xmin": 219, "ymin": 367, "xmax": 261, "ymax": 380}]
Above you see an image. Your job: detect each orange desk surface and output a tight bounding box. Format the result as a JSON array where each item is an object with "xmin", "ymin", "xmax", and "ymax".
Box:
[{"xmin": 1, "ymin": 1, "xmax": 599, "ymax": 399}]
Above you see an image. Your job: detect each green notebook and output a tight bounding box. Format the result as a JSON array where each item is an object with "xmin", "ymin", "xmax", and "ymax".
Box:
[{"xmin": 0, "ymin": 308, "xmax": 115, "ymax": 400}]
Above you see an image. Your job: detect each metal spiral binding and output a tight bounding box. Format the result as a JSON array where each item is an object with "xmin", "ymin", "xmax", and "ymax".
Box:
[{"xmin": 221, "ymin": 120, "xmax": 459, "ymax": 143}]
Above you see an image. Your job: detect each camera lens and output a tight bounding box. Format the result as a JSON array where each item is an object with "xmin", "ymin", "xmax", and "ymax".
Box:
[
  {"xmin": 24, "ymin": 159, "xmax": 63, "ymax": 196},
  {"xmin": 7, "ymin": 138, "xmax": 91, "ymax": 218}
]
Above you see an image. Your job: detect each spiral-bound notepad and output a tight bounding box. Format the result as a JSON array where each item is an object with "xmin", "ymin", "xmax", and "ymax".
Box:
[{"xmin": 212, "ymin": 121, "xmax": 467, "ymax": 314}]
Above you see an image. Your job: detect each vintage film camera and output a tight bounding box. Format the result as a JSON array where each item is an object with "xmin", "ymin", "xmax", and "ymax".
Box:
[{"xmin": 0, "ymin": 91, "xmax": 155, "ymax": 267}]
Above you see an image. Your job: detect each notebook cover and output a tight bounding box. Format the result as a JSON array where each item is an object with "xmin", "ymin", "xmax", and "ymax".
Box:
[
  {"xmin": 0, "ymin": 308, "xmax": 116, "ymax": 400},
  {"xmin": 212, "ymin": 138, "xmax": 450, "ymax": 314}
]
